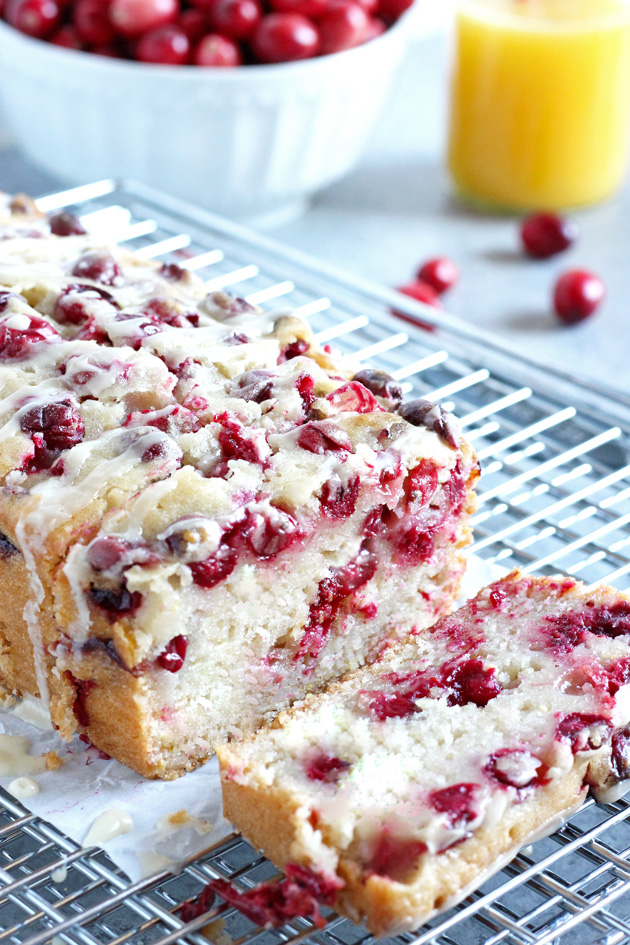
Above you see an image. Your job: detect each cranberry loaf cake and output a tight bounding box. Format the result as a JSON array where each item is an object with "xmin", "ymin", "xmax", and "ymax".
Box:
[
  {"xmin": 0, "ymin": 195, "xmax": 477, "ymax": 778},
  {"xmin": 218, "ymin": 572, "xmax": 630, "ymax": 935}
]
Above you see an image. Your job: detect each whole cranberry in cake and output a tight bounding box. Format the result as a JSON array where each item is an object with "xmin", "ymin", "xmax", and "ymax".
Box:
[
  {"xmin": 429, "ymin": 783, "xmax": 481, "ymax": 829},
  {"xmin": 398, "ymin": 399, "xmax": 459, "ymax": 449},
  {"xmin": 251, "ymin": 12, "xmax": 320, "ymax": 62},
  {"xmin": 318, "ymin": 1, "xmax": 369, "ymax": 54},
  {"xmin": 305, "ymin": 752, "xmax": 351, "ymax": 782},
  {"xmin": 54, "ymin": 284, "xmax": 118, "ymax": 325},
  {"xmin": 20, "ymin": 400, "xmax": 85, "ymax": 453},
  {"xmin": 297, "ymin": 420, "xmax": 353, "ymax": 455},
  {"xmin": 520, "ymin": 213, "xmax": 577, "ymax": 259},
  {"xmin": 0, "ymin": 314, "xmax": 60, "ymax": 361},
  {"xmin": 351, "ymin": 368, "xmax": 402, "ymax": 408},
  {"xmin": 72, "ymin": 251, "xmax": 123, "ymax": 287},
  {"xmin": 49, "ymin": 211, "xmax": 88, "ymax": 237},
  {"xmin": 416, "ymin": 257, "xmax": 459, "ymax": 295},
  {"xmin": 157, "ymin": 635, "xmax": 188, "ymax": 672},
  {"xmin": 87, "ymin": 536, "xmax": 134, "ymax": 573},
  {"xmin": 553, "ymin": 269, "xmax": 605, "ymax": 325},
  {"xmin": 5, "ymin": 0, "xmax": 60, "ymax": 37},
  {"xmin": 278, "ymin": 338, "xmax": 309, "ymax": 362}
]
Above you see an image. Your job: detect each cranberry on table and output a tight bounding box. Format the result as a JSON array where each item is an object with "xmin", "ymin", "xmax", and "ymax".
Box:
[
  {"xmin": 194, "ymin": 30, "xmax": 241, "ymax": 63},
  {"xmin": 520, "ymin": 212, "xmax": 578, "ymax": 259},
  {"xmin": 318, "ymin": 0, "xmax": 369, "ymax": 55},
  {"xmin": 553, "ymin": 268, "xmax": 605, "ymax": 325},
  {"xmin": 5, "ymin": 0, "xmax": 60, "ymax": 37},
  {"xmin": 397, "ymin": 280, "xmax": 444, "ymax": 310},
  {"xmin": 207, "ymin": 0, "xmax": 261, "ymax": 39},
  {"xmin": 416, "ymin": 256, "xmax": 459, "ymax": 295},
  {"xmin": 136, "ymin": 22, "xmax": 189, "ymax": 61},
  {"xmin": 251, "ymin": 12, "xmax": 320, "ymax": 62},
  {"xmin": 109, "ymin": 0, "xmax": 178, "ymax": 36}
]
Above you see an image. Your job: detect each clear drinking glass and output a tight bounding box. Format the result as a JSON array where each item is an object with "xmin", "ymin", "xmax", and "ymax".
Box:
[{"xmin": 447, "ymin": 0, "xmax": 630, "ymax": 211}]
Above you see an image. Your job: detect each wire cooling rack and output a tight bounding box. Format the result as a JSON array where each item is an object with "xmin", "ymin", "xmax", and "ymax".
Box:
[{"xmin": 2, "ymin": 179, "xmax": 630, "ymax": 945}]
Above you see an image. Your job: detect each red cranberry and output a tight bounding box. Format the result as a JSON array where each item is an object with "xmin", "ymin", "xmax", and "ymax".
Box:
[
  {"xmin": 351, "ymin": 368, "xmax": 402, "ymax": 408},
  {"xmin": 269, "ymin": 0, "xmax": 330, "ymax": 15},
  {"xmin": 87, "ymin": 536, "xmax": 133, "ymax": 572},
  {"xmin": 611, "ymin": 728, "xmax": 630, "ymax": 780},
  {"xmin": 278, "ymin": 338, "xmax": 309, "ymax": 362},
  {"xmin": 555, "ymin": 713, "xmax": 612, "ymax": 753},
  {"xmin": 397, "ymin": 280, "xmax": 444, "ymax": 310},
  {"xmin": 233, "ymin": 507, "xmax": 301, "ymax": 558},
  {"xmin": 217, "ymin": 413, "xmax": 265, "ymax": 465},
  {"xmin": 72, "ymin": 251, "xmax": 122, "ymax": 286},
  {"xmin": 297, "ymin": 420, "xmax": 353, "ymax": 454},
  {"xmin": 55, "ymin": 283, "xmax": 118, "ymax": 325},
  {"xmin": 157, "ymin": 634, "xmax": 188, "ymax": 672},
  {"xmin": 359, "ymin": 689, "xmax": 419, "ymax": 720},
  {"xmin": 305, "ymin": 753, "xmax": 350, "ymax": 782},
  {"xmin": 5, "ymin": 0, "xmax": 60, "ymax": 37},
  {"xmin": 367, "ymin": 832, "xmax": 427, "ymax": 881},
  {"xmin": 20, "ymin": 401, "xmax": 85, "ymax": 452},
  {"xmin": 251, "ymin": 12, "xmax": 320, "ymax": 63},
  {"xmin": 189, "ymin": 548, "xmax": 237, "ymax": 588},
  {"xmin": 429, "ymin": 783, "xmax": 480, "ymax": 828},
  {"xmin": 363, "ymin": 15, "xmax": 384, "ymax": 39},
  {"xmin": 88, "ymin": 584, "xmax": 143, "ymax": 620},
  {"xmin": 66, "ymin": 673, "xmax": 95, "ymax": 728},
  {"xmin": 377, "ymin": 0, "xmax": 412, "ymax": 19},
  {"xmin": 137, "ymin": 23, "xmax": 190, "ymax": 62},
  {"xmin": 553, "ymin": 269, "xmax": 605, "ymax": 325},
  {"xmin": 416, "ymin": 257, "xmax": 459, "ymax": 295},
  {"xmin": 296, "ymin": 373, "xmax": 315, "ymax": 414},
  {"xmin": 208, "ymin": 0, "xmax": 261, "ymax": 38},
  {"xmin": 199, "ymin": 872, "xmax": 329, "ymax": 929},
  {"xmin": 160, "ymin": 260, "xmax": 188, "ymax": 280},
  {"xmin": 233, "ymin": 369, "xmax": 274, "ymax": 403},
  {"xmin": 73, "ymin": 0, "xmax": 115, "ymax": 43},
  {"xmin": 520, "ymin": 213, "xmax": 578, "ymax": 259},
  {"xmin": 109, "ymin": 0, "xmax": 177, "ymax": 35},
  {"xmin": 194, "ymin": 31, "xmax": 241, "ymax": 63},
  {"xmin": 326, "ymin": 380, "xmax": 381, "ymax": 414},
  {"xmin": 50, "ymin": 23, "xmax": 83, "ymax": 45},
  {"xmin": 356, "ymin": 0, "xmax": 377, "ymax": 12},
  {"xmin": 318, "ymin": 0, "xmax": 368, "ymax": 54},
  {"xmin": 404, "ymin": 459, "xmax": 438, "ymax": 510},
  {"xmin": 178, "ymin": 6, "xmax": 207, "ymax": 39},
  {"xmin": 49, "ymin": 210, "xmax": 88, "ymax": 236},
  {"xmin": 0, "ymin": 314, "xmax": 60, "ymax": 361},
  {"xmin": 485, "ymin": 749, "xmax": 545, "ymax": 790},
  {"xmin": 320, "ymin": 474, "xmax": 360, "ymax": 519}
]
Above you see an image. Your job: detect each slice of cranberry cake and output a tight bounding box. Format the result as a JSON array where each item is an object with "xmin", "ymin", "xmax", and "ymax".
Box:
[
  {"xmin": 218, "ymin": 572, "xmax": 630, "ymax": 935},
  {"xmin": 0, "ymin": 195, "xmax": 477, "ymax": 778}
]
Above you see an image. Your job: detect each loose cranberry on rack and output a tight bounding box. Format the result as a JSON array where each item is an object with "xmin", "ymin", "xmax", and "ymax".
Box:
[
  {"xmin": 137, "ymin": 23, "xmax": 190, "ymax": 62},
  {"xmin": 396, "ymin": 280, "xmax": 444, "ymax": 310},
  {"xmin": 520, "ymin": 212, "xmax": 578, "ymax": 259},
  {"xmin": 416, "ymin": 257, "xmax": 459, "ymax": 295},
  {"xmin": 251, "ymin": 12, "xmax": 320, "ymax": 63},
  {"xmin": 553, "ymin": 269, "xmax": 605, "ymax": 325}
]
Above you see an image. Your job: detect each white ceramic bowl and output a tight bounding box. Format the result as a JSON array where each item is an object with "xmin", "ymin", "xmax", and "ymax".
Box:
[{"xmin": 0, "ymin": 15, "xmax": 412, "ymax": 225}]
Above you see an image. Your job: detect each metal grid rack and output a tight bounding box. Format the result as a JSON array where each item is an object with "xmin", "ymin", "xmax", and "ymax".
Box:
[{"xmin": 2, "ymin": 179, "xmax": 630, "ymax": 945}]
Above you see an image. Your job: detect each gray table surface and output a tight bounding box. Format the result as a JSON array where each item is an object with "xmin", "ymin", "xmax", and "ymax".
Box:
[{"xmin": 1, "ymin": 29, "xmax": 628, "ymax": 393}]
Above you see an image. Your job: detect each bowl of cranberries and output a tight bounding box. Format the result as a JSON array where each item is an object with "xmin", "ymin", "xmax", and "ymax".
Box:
[{"xmin": 0, "ymin": 0, "xmax": 415, "ymax": 223}]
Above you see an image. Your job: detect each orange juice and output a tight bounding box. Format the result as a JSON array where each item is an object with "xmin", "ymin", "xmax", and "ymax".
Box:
[{"xmin": 448, "ymin": 0, "xmax": 630, "ymax": 210}]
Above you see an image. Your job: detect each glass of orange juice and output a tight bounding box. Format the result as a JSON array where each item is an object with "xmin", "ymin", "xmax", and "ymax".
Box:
[{"xmin": 447, "ymin": 0, "xmax": 630, "ymax": 211}]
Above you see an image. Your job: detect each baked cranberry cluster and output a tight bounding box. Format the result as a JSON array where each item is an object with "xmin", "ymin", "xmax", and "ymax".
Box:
[{"xmin": 2, "ymin": 0, "xmax": 414, "ymax": 65}]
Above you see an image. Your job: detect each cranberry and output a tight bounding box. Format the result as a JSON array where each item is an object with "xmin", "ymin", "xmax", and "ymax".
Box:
[
  {"xmin": 251, "ymin": 12, "xmax": 320, "ymax": 63},
  {"xmin": 87, "ymin": 536, "xmax": 133, "ymax": 572},
  {"xmin": 0, "ymin": 314, "xmax": 59, "ymax": 361},
  {"xmin": 66, "ymin": 673, "xmax": 95, "ymax": 728},
  {"xmin": 398, "ymin": 399, "xmax": 459, "ymax": 449},
  {"xmin": 208, "ymin": 0, "xmax": 261, "ymax": 38},
  {"xmin": 397, "ymin": 280, "xmax": 443, "ymax": 311},
  {"xmin": 109, "ymin": 0, "xmax": 177, "ymax": 34},
  {"xmin": 269, "ymin": 0, "xmax": 330, "ymax": 15},
  {"xmin": 49, "ymin": 210, "xmax": 88, "ymax": 236},
  {"xmin": 297, "ymin": 420, "xmax": 352, "ymax": 454},
  {"xmin": 20, "ymin": 400, "xmax": 85, "ymax": 452},
  {"xmin": 137, "ymin": 23, "xmax": 190, "ymax": 62},
  {"xmin": 305, "ymin": 753, "xmax": 351, "ymax": 782},
  {"xmin": 51, "ymin": 23, "xmax": 83, "ymax": 45},
  {"xmin": 606, "ymin": 657, "xmax": 630, "ymax": 696},
  {"xmin": 356, "ymin": 0, "xmax": 377, "ymax": 12},
  {"xmin": 556, "ymin": 713, "xmax": 612, "ymax": 753},
  {"xmin": 367, "ymin": 831, "xmax": 427, "ymax": 881},
  {"xmin": 405, "ymin": 459, "xmax": 438, "ymax": 510},
  {"xmin": 194, "ymin": 31, "xmax": 241, "ymax": 64},
  {"xmin": 217, "ymin": 413, "xmax": 265, "ymax": 465},
  {"xmin": 54, "ymin": 283, "xmax": 118, "ymax": 325},
  {"xmin": 553, "ymin": 269, "xmax": 605, "ymax": 325},
  {"xmin": 233, "ymin": 369, "xmax": 274, "ymax": 403},
  {"xmin": 278, "ymin": 338, "xmax": 309, "ymax": 362},
  {"xmin": 178, "ymin": 7, "xmax": 207, "ymax": 40},
  {"xmin": 189, "ymin": 548, "xmax": 237, "ymax": 589},
  {"xmin": 296, "ymin": 373, "xmax": 315, "ymax": 414},
  {"xmin": 72, "ymin": 251, "xmax": 122, "ymax": 286},
  {"xmin": 485, "ymin": 749, "xmax": 546, "ymax": 791},
  {"xmin": 429, "ymin": 783, "xmax": 480, "ymax": 829},
  {"xmin": 377, "ymin": 0, "xmax": 412, "ymax": 19},
  {"xmin": 229, "ymin": 507, "xmax": 301, "ymax": 558},
  {"xmin": 180, "ymin": 885, "xmax": 216, "ymax": 923},
  {"xmin": 542, "ymin": 602, "xmax": 630, "ymax": 653},
  {"xmin": 364, "ymin": 15, "xmax": 384, "ymax": 39},
  {"xmin": 326, "ymin": 380, "xmax": 381, "ymax": 415},
  {"xmin": 88, "ymin": 585, "xmax": 143, "ymax": 620},
  {"xmin": 157, "ymin": 634, "xmax": 188, "ymax": 672},
  {"xmin": 320, "ymin": 474, "xmax": 360, "ymax": 518},
  {"xmin": 351, "ymin": 368, "xmax": 402, "ymax": 408},
  {"xmin": 359, "ymin": 689, "xmax": 419, "ymax": 721},
  {"xmin": 318, "ymin": 0, "xmax": 368, "ymax": 54},
  {"xmin": 520, "ymin": 213, "xmax": 578, "ymax": 259},
  {"xmin": 611, "ymin": 728, "xmax": 630, "ymax": 780},
  {"xmin": 417, "ymin": 257, "xmax": 459, "ymax": 295},
  {"xmin": 5, "ymin": 0, "xmax": 60, "ymax": 37},
  {"xmin": 0, "ymin": 533, "xmax": 19, "ymax": 559}
]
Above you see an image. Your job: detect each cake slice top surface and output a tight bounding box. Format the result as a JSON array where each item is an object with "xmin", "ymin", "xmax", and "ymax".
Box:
[{"xmin": 221, "ymin": 573, "xmax": 630, "ymax": 879}]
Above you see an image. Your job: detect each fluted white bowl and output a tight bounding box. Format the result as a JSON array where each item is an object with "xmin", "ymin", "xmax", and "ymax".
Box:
[{"xmin": 0, "ymin": 15, "xmax": 412, "ymax": 224}]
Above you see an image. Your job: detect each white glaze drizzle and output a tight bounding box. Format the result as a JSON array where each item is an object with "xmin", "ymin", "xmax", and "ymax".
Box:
[
  {"xmin": 0, "ymin": 734, "xmax": 46, "ymax": 775},
  {"xmin": 83, "ymin": 809, "xmax": 134, "ymax": 847},
  {"xmin": 7, "ymin": 775, "xmax": 40, "ymax": 799}
]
